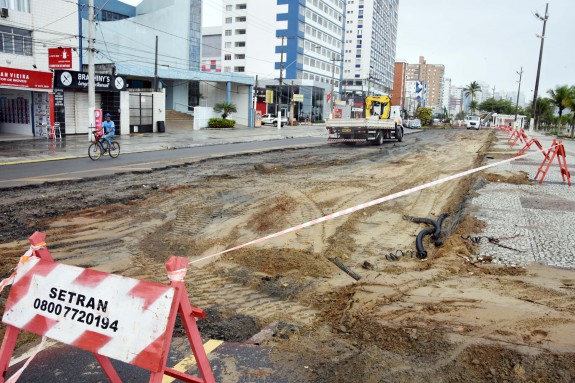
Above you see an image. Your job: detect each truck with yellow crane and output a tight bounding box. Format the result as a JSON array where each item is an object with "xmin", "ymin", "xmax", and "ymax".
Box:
[{"xmin": 326, "ymin": 95, "xmax": 404, "ymax": 145}]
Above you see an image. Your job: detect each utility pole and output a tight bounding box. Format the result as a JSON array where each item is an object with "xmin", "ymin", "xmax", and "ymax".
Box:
[
  {"xmin": 330, "ymin": 55, "xmax": 343, "ymax": 118},
  {"xmin": 514, "ymin": 67, "xmax": 523, "ymax": 123},
  {"xmin": 277, "ymin": 36, "xmax": 285, "ymax": 130},
  {"xmin": 87, "ymin": 0, "xmax": 96, "ymax": 141},
  {"xmin": 530, "ymin": 2, "xmax": 549, "ymax": 133},
  {"xmin": 491, "ymin": 86, "xmax": 495, "ymax": 113},
  {"xmin": 153, "ymin": 35, "xmax": 158, "ymax": 92},
  {"xmin": 290, "ymin": 80, "xmax": 295, "ymax": 126}
]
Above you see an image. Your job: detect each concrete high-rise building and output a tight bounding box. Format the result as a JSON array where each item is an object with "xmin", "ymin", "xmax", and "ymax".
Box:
[
  {"xmin": 341, "ymin": 0, "xmax": 399, "ymax": 97},
  {"xmin": 201, "ymin": 27, "xmax": 222, "ymax": 73},
  {"xmin": 405, "ymin": 80, "xmax": 428, "ymax": 116},
  {"xmin": 390, "ymin": 61, "xmax": 408, "ymax": 111},
  {"xmin": 407, "ymin": 56, "xmax": 445, "ymax": 109},
  {"xmin": 442, "ymin": 78, "xmax": 451, "ymax": 115},
  {"xmin": 221, "ymin": 0, "xmax": 345, "ymax": 121},
  {"xmin": 449, "ymin": 86, "xmax": 464, "ymax": 117}
]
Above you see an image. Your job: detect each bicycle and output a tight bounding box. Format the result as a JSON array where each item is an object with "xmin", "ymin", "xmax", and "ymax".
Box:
[{"xmin": 88, "ymin": 128, "xmax": 121, "ymax": 160}]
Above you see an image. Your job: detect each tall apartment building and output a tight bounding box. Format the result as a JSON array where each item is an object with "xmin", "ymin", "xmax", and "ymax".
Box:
[
  {"xmin": 201, "ymin": 27, "xmax": 222, "ymax": 73},
  {"xmin": 405, "ymin": 80, "xmax": 427, "ymax": 116},
  {"xmin": 342, "ymin": 0, "xmax": 399, "ymax": 98},
  {"xmin": 448, "ymin": 86, "xmax": 464, "ymax": 117},
  {"xmin": 221, "ymin": 0, "xmax": 345, "ymax": 121},
  {"xmin": 390, "ymin": 61, "xmax": 407, "ymax": 111},
  {"xmin": 442, "ymin": 77, "xmax": 451, "ymax": 114},
  {"xmin": 407, "ymin": 56, "xmax": 445, "ymax": 109}
]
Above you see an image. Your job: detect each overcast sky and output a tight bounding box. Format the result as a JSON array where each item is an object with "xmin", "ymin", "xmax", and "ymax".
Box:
[{"xmin": 123, "ymin": 0, "xmax": 574, "ymax": 97}]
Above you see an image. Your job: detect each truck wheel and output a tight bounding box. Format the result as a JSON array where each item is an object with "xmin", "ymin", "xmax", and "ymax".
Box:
[
  {"xmin": 395, "ymin": 126, "xmax": 403, "ymax": 142},
  {"xmin": 274, "ymin": 121, "xmax": 278, "ymax": 127},
  {"xmin": 371, "ymin": 131, "xmax": 384, "ymax": 146}
]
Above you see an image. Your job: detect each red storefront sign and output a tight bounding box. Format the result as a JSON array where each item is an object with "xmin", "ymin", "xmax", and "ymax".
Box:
[
  {"xmin": 0, "ymin": 66, "xmax": 53, "ymax": 90},
  {"xmin": 48, "ymin": 47, "xmax": 73, "ymax": 69},
  {"xmin": 94, "ymin": 109, "xmax": 103, "ymax": 130}
]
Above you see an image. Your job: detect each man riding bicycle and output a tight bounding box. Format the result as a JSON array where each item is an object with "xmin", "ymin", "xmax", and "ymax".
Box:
[{"xmin": 101, "ymin": 113, "xmax": 115, "ymax": 146}]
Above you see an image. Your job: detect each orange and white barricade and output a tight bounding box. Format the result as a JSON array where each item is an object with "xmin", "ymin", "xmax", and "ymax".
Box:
[{"xmin": 0, "ymin": 232, "xmax": 215, "ymax": 383}]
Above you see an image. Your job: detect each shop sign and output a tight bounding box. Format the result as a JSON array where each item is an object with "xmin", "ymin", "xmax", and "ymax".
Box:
[
  {"xmin": 48, "ymin": 47, "xmax": 73, "ymax": 69},
  {"xmin": 55, "ymin": 70, "xmax": 127, "ymax": 91},
  {"xmin": 293, "ymin": 94, "xmax": 304, "ymax": 102},
  {"xmin": 0, "ymin": 66, "xmax": 53, "ymax": 90},
  {"xmin": 54, "ymin": 89, "xmax": 64, "ymax": 107}
]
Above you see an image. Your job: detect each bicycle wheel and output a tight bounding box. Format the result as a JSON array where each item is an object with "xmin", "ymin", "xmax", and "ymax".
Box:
[
  {"xmin": 88, "ymin": 143, "xmax": 101, "ymax": 160},
  {"xmin": 108, "ymin": 141, "xmax": 121, "ymax": 158}
]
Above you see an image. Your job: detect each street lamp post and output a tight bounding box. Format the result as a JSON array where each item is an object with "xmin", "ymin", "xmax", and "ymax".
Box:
[
  {"xmin": 514, "ymin": 67, "xmax": 523, "ymax": 123},
  {"xmin": 529, "ymin": 3, "xmax": 549, "ymax": 133},
  {"xmin": 330, "ymin": 55, "xmax": 343, "ymax": 118}
]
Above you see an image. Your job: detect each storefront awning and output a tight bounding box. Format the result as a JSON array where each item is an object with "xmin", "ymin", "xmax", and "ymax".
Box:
[{"xmin": 114, "ymin": 63, "xmax": 254, "ymax": 86}]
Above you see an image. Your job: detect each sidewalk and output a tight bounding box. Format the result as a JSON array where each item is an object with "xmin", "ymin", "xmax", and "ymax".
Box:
[
  {"xmin": 0, "ymin": 121, "xmax": 329, "ymax": 165},
  {"xmin": 472, "ymin": 128, "xmax": 574, "ymax": 269}
]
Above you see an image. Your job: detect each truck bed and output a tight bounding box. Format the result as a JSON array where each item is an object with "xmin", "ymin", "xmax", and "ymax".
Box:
[
  {"xmin": 326, "ymin": 118, "xmax": 401, "ymax": 144},
  {"xmin": 325, "ymin": 118, "xmax": 395, "ymax": 129}
]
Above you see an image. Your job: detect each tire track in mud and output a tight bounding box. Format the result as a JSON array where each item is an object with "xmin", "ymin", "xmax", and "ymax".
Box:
[{"xmin": 184, "ymin": 267, "xmax": 318, "ymax": 325}]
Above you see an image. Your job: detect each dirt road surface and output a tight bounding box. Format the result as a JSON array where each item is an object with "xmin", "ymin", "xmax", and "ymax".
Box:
[{"xmin": 1, "ymin": 129, "xmax": 574, "ymax": 382}]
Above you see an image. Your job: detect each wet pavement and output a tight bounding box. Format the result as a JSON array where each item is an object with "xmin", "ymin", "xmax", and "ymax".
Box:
[{"xmin": 0, "ymin": 121, "xmax": 330, "ymax": 165}]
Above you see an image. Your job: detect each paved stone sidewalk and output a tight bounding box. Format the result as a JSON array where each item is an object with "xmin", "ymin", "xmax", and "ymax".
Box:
[{"xmin": 471, "ymin": 130, "xmax": 574, "ymax": 269}]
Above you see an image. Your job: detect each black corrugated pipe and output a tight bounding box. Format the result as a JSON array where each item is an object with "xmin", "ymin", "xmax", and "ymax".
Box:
[
  {"xmin": 415, "ymin": 227, "xmax": 436, "ymax": 259},
  {"xmin": 432, "ymin": 214, "xmax": 449, "ymax": 245}
]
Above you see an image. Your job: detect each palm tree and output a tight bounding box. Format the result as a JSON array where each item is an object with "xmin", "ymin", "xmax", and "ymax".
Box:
[
  {"xmin": 213, "ymin": 102, "xmax": 237, "ymax": 119},
  {"xmin": 469, "ymin": 101, "xmax": 479, "ymax": 114},
  {"xmin": 547, "ymin": 85, "xmax": 571, "ymax": 135},
  {"xmin": 464, "ymin": 81, "xmax": 482, "ymax": 113},
  {"xmin": 534, "ymin": 97, "xmax": 553, "ymax": 130}
]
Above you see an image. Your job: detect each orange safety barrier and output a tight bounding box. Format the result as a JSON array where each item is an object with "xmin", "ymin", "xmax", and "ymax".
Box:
[
  {"xmin": 534, "ymin": 139, "xmax": 571, "ymax": 186},
  {"xmin": 508, "ymin": 129, "xmax": 527, "ymax": 148},
  {"xmin": 516, "ymin": 136, "xmax": 549, "ymax": 160},
  {"xmin": 0, "ymin": 232, "xmax": 216, "ymax": 383}
]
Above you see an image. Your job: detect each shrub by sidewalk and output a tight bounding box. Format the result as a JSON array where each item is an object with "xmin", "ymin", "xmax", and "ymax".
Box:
[{"xmin": 208, "ymin": 118, "xmax": 236, "ymax": 129}]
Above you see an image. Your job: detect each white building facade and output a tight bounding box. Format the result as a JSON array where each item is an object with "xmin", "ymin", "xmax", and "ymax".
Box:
[
  {"xmin": 342, "ymin": 0, "xmax": 399, "ymax": 98},
  {"xmin": 0, "ymin": 0, "xmax": 78, "ymax": 136},
  {"xmin": 220, "ymin": 0, "xmax": 346, "ymax": 122}
]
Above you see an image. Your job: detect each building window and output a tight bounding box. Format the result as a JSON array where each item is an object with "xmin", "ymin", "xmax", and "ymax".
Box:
[
  {"xmin": 2, "ymin": 0, "xmax": 29, "ymax": 12},
  {"xmin": 224, "ymin": 54, "xmax": 231, "ymax": 60},
  {"xmin": 100, "ymin": 9, "xmax": 129, "ymax": 21},
  {"xmin": 236, "ymin": 16, "xmax": 246, "ymax": 22},
  {"xmin": 235, "ymin": 54, "xmax": 245, "ymax": 59},
  {"xmin": 235, "ymin": 41, "xmax": 245, "ymax": 47},
  {"xmin": 226, "ymin": 5, "xmax": 232, "ymax": 11},
  {"xmin": 224, "ymin": 29, "xmax": 232, "ymax": 36},
  {"xmin": 225, "ymin": 17, "xmax": 232, "ymax": 24},
  {"xmin": 236, "ymin": 4, "xmax": 246, "ymax": 9},
  {"xmin": 234, "ymin": 66, "xmax": 245, "ymax": 72},
  {"xmin": 0, "ymin": 26, "xmax": 32, "ymax": 56},
  {"xmin": 224, "ymin": 42, "xmax": 231, "ymax": 48},
  {"xmin": 235, "ymin": 29, "xmax": 246, "ymax": 35}
]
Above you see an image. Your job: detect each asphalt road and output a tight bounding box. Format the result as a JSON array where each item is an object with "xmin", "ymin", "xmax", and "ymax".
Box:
[{"xmin": 0, "ymin": 137, "xmax": 326, "ymax": 189}]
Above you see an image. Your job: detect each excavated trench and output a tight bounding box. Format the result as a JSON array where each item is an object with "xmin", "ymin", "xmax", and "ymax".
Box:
[{"xmin": 1, "ymin": 129, "xmax": 574, "ymax": 382}]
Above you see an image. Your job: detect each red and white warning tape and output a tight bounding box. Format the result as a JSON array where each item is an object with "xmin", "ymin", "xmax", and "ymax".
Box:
[{"xmin": 190, "ymin": 142, "xmax": 554, "ymax": 265}]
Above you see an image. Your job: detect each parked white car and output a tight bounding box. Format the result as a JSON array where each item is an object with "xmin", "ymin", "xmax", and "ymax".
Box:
[
  {"xmin": 261, "ymin": 114, "xmax": 288, "ymax": 127},
  {"xmin": 465, "ymin": 115, "xmax": 481, "ymax": 130},
  {"xmin": 405, "ymin": 118, "xmax": 421, "ymax": 128}
]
